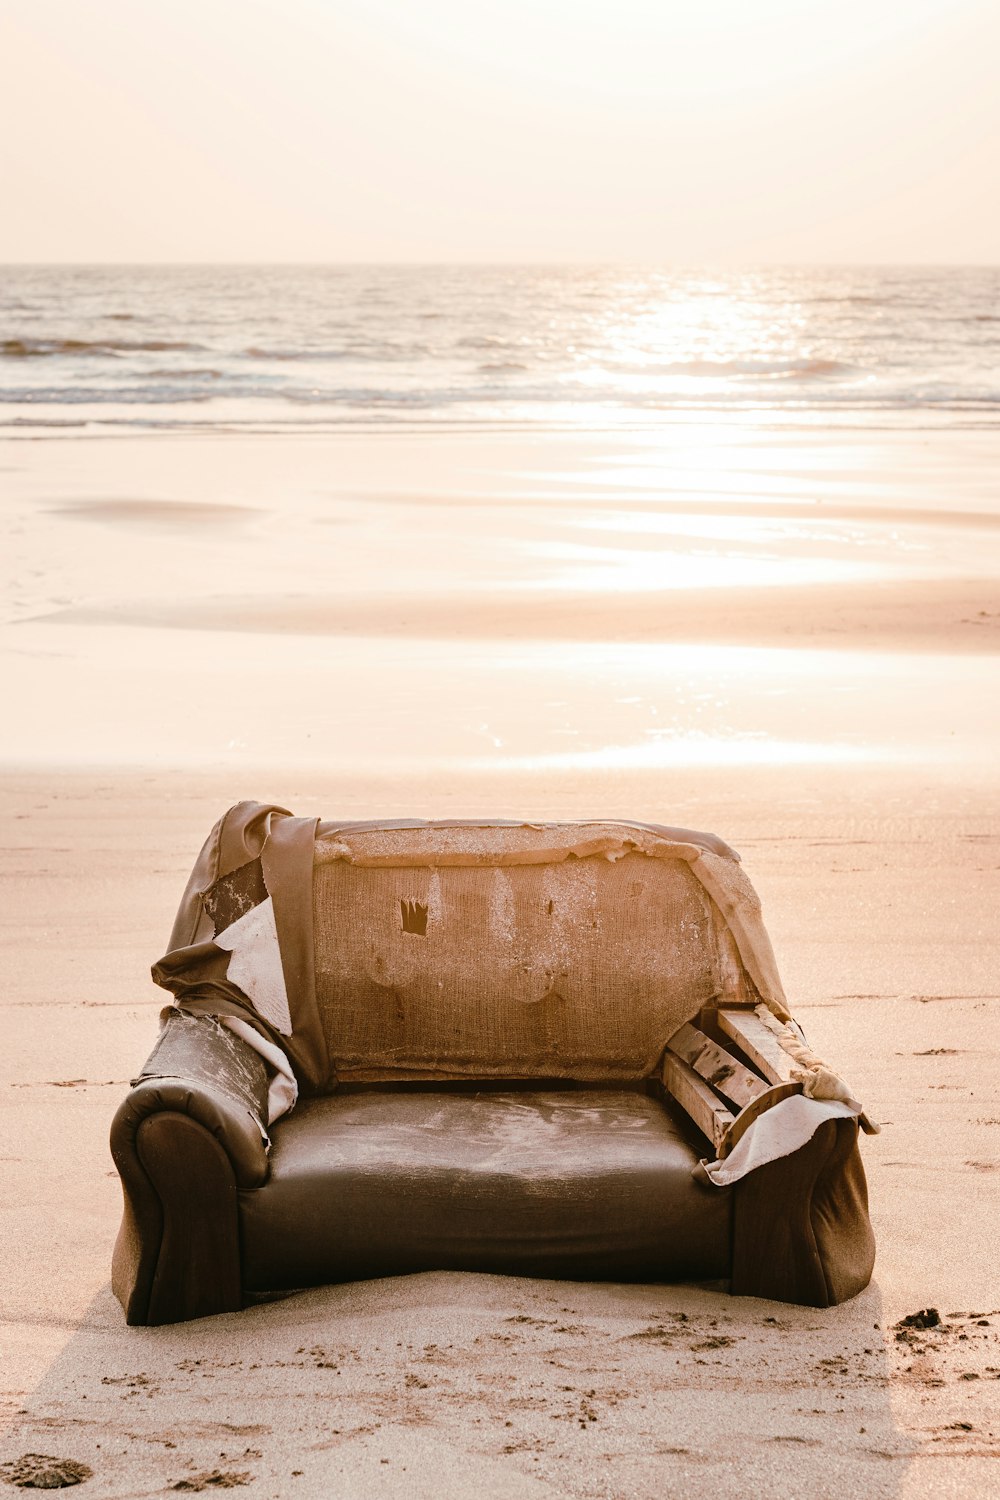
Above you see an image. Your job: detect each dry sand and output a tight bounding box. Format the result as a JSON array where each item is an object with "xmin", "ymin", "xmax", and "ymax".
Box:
[{"xmin": 1, "ymin": 424, "xmax": 999, "ymax": 1497}]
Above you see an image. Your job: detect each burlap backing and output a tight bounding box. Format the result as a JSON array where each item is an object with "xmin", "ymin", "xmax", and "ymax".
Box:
[{"xmin": 313, "ymin": 848, "xmax": 741, "ymax": 1083}]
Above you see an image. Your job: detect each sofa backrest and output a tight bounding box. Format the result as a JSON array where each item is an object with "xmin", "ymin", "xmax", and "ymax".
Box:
[{"xmin": 311, "ymin": 821, "xmax": 774, "ymax": 1085}]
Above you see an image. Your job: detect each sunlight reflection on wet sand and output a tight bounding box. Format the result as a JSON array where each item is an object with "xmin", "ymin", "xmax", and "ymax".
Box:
[
  {"xmin": 4, "ymin": 625, "xmax": 998, "ymax": 772},
  {"xmin": 480, "ymin": 735, "xmax": 876, "ymax": 771},
  {"xmin": 2, "ymin": 425, "xmax": 999, "ymax": 777},
  {"xmin": 520, "ymin": 538, "xmax": 885, "ymax": 591}
]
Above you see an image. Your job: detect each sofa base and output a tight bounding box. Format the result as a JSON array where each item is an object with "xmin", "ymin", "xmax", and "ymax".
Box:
[{"xmin": 112, "ymin": 1088, "xmax": 874, "ymax": 1324}]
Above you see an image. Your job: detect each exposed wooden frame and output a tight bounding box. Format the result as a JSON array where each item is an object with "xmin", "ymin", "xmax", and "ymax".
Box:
[
  {"xmin": 661, "ymin": 1052, "xmax": 734, "ymax": 1155},
  {"xmin": 662, "ymin": 1008, "xmax": 805, "ymax": 1159},
  {"xmin": 667, "ymin": 1021, "xmax": 768, "ymax": 1110},
  {"xmin": 717, "ymin": 1007, "xmax": 797, "ymax": 1084}
]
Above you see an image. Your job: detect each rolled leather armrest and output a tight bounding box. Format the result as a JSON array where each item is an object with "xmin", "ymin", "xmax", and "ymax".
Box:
[
  {"xmin": 110, "ymin": 1010, "xmax": 272, "ymax": 1325},
  {"xmin": 113, "ymin": 1008, "xmax": 271, "ymax": 1189}
]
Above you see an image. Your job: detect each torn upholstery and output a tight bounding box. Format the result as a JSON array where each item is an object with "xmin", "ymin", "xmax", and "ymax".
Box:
[{"xmin": 151, "ymin": 801, "xmax": 327, "ymax": 1096}]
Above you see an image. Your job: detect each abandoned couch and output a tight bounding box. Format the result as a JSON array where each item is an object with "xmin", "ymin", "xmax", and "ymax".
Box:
[{"xmin": 110, "ymin": 803, "xmax": 877, "ymax": 1325}]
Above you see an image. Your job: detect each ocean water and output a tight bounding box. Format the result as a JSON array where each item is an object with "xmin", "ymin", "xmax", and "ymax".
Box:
[{"xmin": 1, "ymin": 264, "xmax": 998, "ymax": 432}]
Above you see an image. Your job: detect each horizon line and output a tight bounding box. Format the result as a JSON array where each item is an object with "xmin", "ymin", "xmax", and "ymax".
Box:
[{"xmin": 2, "ymin": 259, "xmax": 999, "ymax": 272}]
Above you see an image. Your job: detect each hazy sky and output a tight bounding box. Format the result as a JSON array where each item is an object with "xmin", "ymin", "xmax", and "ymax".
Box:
[{"xmin": 2, "ymin": 0, "xmax": 997, "ymax": 263}]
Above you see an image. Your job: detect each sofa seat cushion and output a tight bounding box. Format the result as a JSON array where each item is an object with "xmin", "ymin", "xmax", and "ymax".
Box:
[{"xmin": 238, "ymin": 1089, "xmax": 732, "ymax": 1292}]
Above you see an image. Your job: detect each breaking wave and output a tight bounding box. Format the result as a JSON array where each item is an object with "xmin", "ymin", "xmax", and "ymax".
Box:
[
  {"xmin": 242, "ymin": 343, "xmax": 431, "ymax": 362},
  {"xmin": 632, "ymin": 357, "xmax": 857, "ymax": 379},
  {"xmin": 1, "ymin": 336, "xmax": 202, "ymax": 358},
  {"xmin": 477, "ymin": 361, "xmax": 529, "ymax": 374}
]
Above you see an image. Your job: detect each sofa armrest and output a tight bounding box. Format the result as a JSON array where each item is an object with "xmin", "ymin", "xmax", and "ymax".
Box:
[
  {"xmin": 730, "ymin": 1116, "xmax": 876, "ymax": 1307},
  {"xmin": 115, "ymin": 1009, "xmax": 271, "ymax": 1188},
  {"xmin": 110, "ymin": 1010, "xmax": 272, "ymax": 1325}
]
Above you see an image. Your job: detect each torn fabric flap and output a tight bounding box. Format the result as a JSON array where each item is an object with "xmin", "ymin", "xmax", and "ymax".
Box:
[
  {"xmin": 214, "ymin": 895, "xmax": 293, "ymax": 1037},
  {"xmin": 752, "ymin": 1004, "xmax": 863, "ymax": 1111},
  {"xmin": 696, "ymin": 1094, "xmax": 859, "ymax": 1187},
  {"xmin": 220, "ymin": 1016, "xmax": 298, "ymax": 1124},
  {"xmin": 201, "ymin": 854, "xmax": 294, "ymax": 1039},
  {"xmin": 152, "ymin": 802, "xmax": 327, "ymax": 1094}
]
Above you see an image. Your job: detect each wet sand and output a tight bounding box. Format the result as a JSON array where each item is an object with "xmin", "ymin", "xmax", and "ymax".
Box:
[
  {"xmin": 1, "ymin": 423, "xmax": 999, "ymax": 1496},
  {"xmin": 29, "ymin": 575, "xmax": 1000, "ymax": 653}
]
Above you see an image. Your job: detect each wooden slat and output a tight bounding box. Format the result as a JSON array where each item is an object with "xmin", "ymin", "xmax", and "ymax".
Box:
[
  {"xmin": 718, "ymin": 1080, "xmax": 803, "ymax": 1158},
  {"xmin": 661, "ymin": 1052, "xmax": 735, "ymax": 1153},
  {"xmin": 667, "ymin": 1022, "xmax": 768, "ymax": 1110},
  {"xmin": 717, "ymin": 1008, "xmax": 797, "ymax": 1085},
  {"xmin": 664, "ymin": 1024, "xmax": 807, "ymax": 1161}
]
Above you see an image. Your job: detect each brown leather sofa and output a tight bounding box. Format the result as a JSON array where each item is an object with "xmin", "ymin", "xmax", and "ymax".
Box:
[{"xmin": 110, "ymin": 807, "xmax": 875, "ymax": 1325}]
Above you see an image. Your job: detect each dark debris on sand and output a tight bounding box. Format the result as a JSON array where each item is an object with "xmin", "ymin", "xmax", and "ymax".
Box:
[
  {"xmin": 0, "ymin": 1455, "xmax": 92, "ymax": 1489},
  {"xmin": 172, "ymin": 1474, "xmax": 253, "ymax": 1493},
  {"xmin": 895, "ymin": 1308, "xmax": 941, "ymax": 1335}
]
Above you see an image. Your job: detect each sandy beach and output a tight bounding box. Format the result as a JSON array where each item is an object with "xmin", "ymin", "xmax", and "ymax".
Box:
[{"xmin": 2, "ymin": 421, "xmax": 999, "ymax": 1498}]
